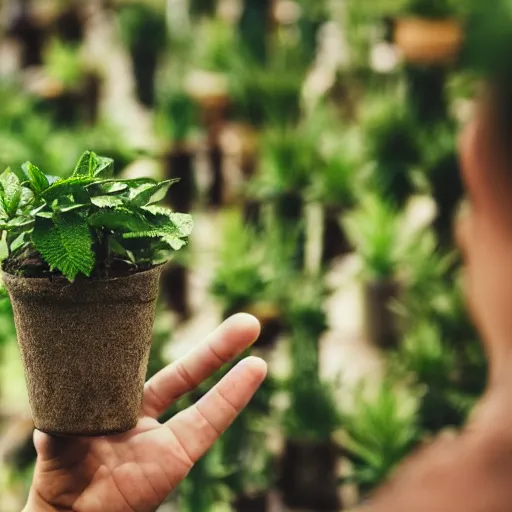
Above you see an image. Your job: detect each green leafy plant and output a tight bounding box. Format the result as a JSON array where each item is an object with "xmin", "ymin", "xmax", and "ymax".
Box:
[
  {"xmin": 342, "ymin": 380, "xmax": 421, "ymax": 495},
  {"xmin": 117, "ymin": 2, "xmax": 167, "ymax": 53},
  {"xmin": 44, "ymin": 39, "xmax": 84, "ymax": 88},
  {"xmin": 343, "ymin": 195, "xmax": 407, "ymax": 280},
  {"xmin": 396, "ymin": 230, "xmax": 456, "ymax": 323},
  {"xmin": 310, "ymin": 127, "xmax": 363, "ymax": 208},
  {"xmin": 230, "ymin": 63, "xmax": 305, "ymax": 127},
  {"xmin": 192, "ymin": 18, "xmax": 242, "ymax": 73},
  {"xmin": 0, "ymin": 150, "xmax": 193, "ymax": 282},
  {"xmin": 390, "ymin": 321, "xmax": 476, "ymax": 432},
  {"xmin": 362, "ymin": 96, "xmax": 421, "ymax": 207},
  {"xmin": 156, "ymin": 90, "xmax": 198, "ymax": 143},
  {"xmin": 283, "ymin": 279, "xmax": 340, "ymax": 442},
  {"xmin": 256, "ymin": 125, "xmax": 317, "ymax": 198}
]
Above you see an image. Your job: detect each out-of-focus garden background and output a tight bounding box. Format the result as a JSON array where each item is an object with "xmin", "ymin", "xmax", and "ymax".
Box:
[{"xmin": 0, "ymin": 0, "xmax": 491, "ymax": 510}]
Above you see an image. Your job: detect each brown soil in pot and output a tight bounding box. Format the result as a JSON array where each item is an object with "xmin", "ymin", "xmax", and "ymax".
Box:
[{"xmin": 3, "ymin": 266, "xmax": 162, "ymax": 437}]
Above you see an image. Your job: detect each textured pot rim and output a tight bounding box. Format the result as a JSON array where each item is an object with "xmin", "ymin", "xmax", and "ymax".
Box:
[
  {"xmin": 1, "ymin": 263, "xmax": 163, "ymax": 285},
  {"xmin": 2, "ymin": 264, "xmax": 163, "ymax": 304}
]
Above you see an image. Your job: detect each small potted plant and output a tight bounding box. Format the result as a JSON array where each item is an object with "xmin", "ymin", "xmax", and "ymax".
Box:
[
  {"xmin": 157, "ymin": 89, "xmax": 198, "ymax": 213},
  {"xmin": 342, "ymin": 380, "xmax": 421, "ymax": 500},
  {"xmin": 41, "ymin": 39, "xmax": 102, "ymax": 126},
  {"xmin": 53, "ymin": 0, "xmax": 85, "ymax": 44},
  {"xmin": 1, "ymin": 150, "xmax": 193, "ymax": 436},
  {"xmin": 393, "ymin": 0, "xmax": 465, "ymax": 65},
  {"xmin": 310, "ymin": 125, "xmax": 363, "ymax": 263},
  {"xmin": 221, "ymin": 376, "xmax": 276, "ymax": 512},
  {"xmin": 211, "ymin": 216, "xmax": 285, "ymax": 349},
  {"xmin": 5, "ymin": 0, "xmax": 47, "ymax": 69},
  {"xmin": 117, "ymin": 1, "xmax": 167, "ymax": 107},
  {"xmin": 344, "ymin": 195, "xmax": 407, "ymax": 348},
  {"xmin": 393, "ymin": 322, "xmax": 465, "ymax": 433},
  {"xmin": 361, "ymin": 95, "xmax": 421, "ymax": 207},
  {"xmin": 188, "ymin": 19, "xmax": 242, "ymax": 207},
  {"xmin": 279, "ymin": 284, "xmax": 342, "ymax": 511},
  {"xmin": 419, "ymin": 124, "xmax": 463, "ymax": 246}
]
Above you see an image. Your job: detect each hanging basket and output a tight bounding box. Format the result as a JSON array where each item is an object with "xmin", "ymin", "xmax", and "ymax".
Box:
[{"xmin": 394, "ymin": 17, "xmax": 464, "ymax": 65}]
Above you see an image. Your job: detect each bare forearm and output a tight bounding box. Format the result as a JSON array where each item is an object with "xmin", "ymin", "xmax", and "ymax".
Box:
[{"xmin": 360, "ymin": 425, "xmax": 512, "ymax": 512}]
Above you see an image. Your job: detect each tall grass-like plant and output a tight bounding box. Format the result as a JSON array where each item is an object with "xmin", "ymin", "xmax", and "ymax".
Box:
[
  {"xmin": 343, "ymin": 195, "xmax": 405, "ymax": 280},
  {"xmin": 156, "ymin": 89, "xmax": 198, "ymax": 144},
  {"xmin": 361, "ymin": 96, "xmax": 421, "ymax": 207},
  {"xmin": 342, "ymin": 381, "xmax": 421, "ymax": 496}
]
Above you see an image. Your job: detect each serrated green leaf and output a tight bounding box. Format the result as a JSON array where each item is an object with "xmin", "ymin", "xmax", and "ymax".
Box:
[
  {"xmin": 7, "ymin": 217, "xmax": 34, "ymax": 229},
  {"xmin": 58, "ymin": 204, "xmax": 89, "ymax": 213},
  {"xmin": 36, "ymin": 212, "xmax": 53, "ymax": 220},
  {"xmin": 94, "ymin": 157, "xmax": 115, "ymax": 177},
  {"xmin": 88, "ymin": 208, "xmax": 149, "ymax": 232},
  {"xmin": 142, "ymin": 206, "xmax": 194, "ymax": 237},
  {"xmin": 22, "ymin": 162, "xmax": 50, "ymax": 195},
  {"xmin": 94, "ymin": 177, "xmax": 157, "ymax": 189},
  {"xmin": 130, "ymin": 179, "xmax": 178, "ymax": 206},
  {"xmin": 0, "ymin": 168, "xmax": 20, "ymax": 198},
  {"xmin": 90, "ymin": 196, "xmax": 124, "ymax": 208},
  {"xmin": 162, "ymin": 235, "xmax": 187, "ymax": 250},
  {"xmin": 0, "ymin": 168, "xmax": 22, "ymax": 217},
  {"xmin": 10, "ymin": 232, "xmax": 30, "ymax": 253},
  {"xmin": 98, "ymin": 182, "xmax": 128, "ymax": 195},
  {"xmin": 168, "ymin": 212, "xmax": 194, "ymax": 237},
  {"xmin": 32, "ymin": 213, "xmax": 95, "ymax": 281},
  {"xmin": 73, "ymin": 150, "xmax": 99, "ymax": 177},
  {"xmin": 122, "ymin": 229, "xmax": 162, "ymax": 239},
  {"xmin": 43, "ymin": 176, "xmax": 100, "ymax": 202}
]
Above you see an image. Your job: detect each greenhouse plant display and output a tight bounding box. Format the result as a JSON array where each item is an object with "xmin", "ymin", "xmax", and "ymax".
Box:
[
  {"xmin": 1, "ymin": 150, "xmax": 193, "ymax": 436},
  {"xmin": 344, "ymin": 195, "xmax": 406, "ymax": 348},
  {"xmin": 279, "ymin": 286, "xmax": 342, "ymax": 511}
]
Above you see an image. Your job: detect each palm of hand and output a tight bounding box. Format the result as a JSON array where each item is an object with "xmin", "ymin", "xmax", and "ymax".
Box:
[{"xmin": 26, "ymin": 315, "xmax": 266, "ymax": 512}]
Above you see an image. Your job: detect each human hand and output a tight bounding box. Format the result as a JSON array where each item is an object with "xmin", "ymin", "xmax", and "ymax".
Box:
[{"xmin": 24, "ymin": 314, "xmax": 267, "ymax": 512}]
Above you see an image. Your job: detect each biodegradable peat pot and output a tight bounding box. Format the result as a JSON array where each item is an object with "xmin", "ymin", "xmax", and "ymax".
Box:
[
  {"xmin": 279, "ymin": 439, "xmax": 341, "ymax": 511},
  {"xmin": 3, "ymin": 266, "xmax": 162, "ymax": 437},
  {"xmin": 363, "ymin": 279, "xmax": 401, "ymax": 348},
  {"xmin": 394, "ymin": 17, "xmax": 463, "ymax": 65}
]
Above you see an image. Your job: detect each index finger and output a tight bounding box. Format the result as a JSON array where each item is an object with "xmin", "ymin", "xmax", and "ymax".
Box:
[{"xmin": 142, "ymin": 314, "xmax": 261, "ymax": 419}]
